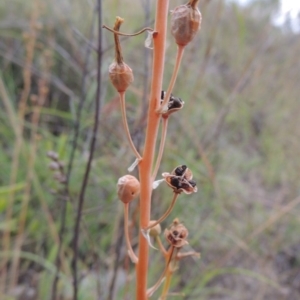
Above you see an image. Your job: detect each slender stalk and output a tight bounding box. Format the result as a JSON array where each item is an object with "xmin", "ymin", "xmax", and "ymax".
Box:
[
  {"xmin": 155, "ymin": 236, "xmax": 168, "ymax": 258},
  {"xmin": 159, "ymin": 45, "xmax": 184, "ymax": 113},
  {"xmin": 124, "ymin": 203, "xmax": 138, "ymax": 263},
  {"xmin": 144, "ymin": 193, "xmax": 178, "ymax": 231},
  {"xmin": 160, "ymin": 267, "xmax": 173, "ymax": 300},
  {"xmin": 152, "ymin": 116, "xmax": 168, "ymax": 180},
  {"xmin": 102, "ymin": 25, "xmax": 155, "ymax": 36},
  {"xmin": 119, "ymin": 92, "xmax": 142, "ymax": 160},
  {"xmin": 71, "ymin": 0, "xmax": 102, "ymax": 298},
  {"xmin": 147, "ymin": 247, "xmax": 174, "ymax": 298},
  {"xmin": 136, "ymin": 1, "xmax": 169, "ymax": 299}
]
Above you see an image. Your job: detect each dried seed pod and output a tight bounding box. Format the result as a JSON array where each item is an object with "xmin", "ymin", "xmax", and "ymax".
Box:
[
  {"xmin": 164, "ymin": 218, "xmax": 189, "ymax": 248},
  {"xmin": 161, "ymin": 91, "xmax": 184, "ymax": 117},
  {"xmin": 171, "ymin": 0, "xmax": 202, "ymax": 46},
  {"xmin": 109, "ymin": 17, "xmax": 134, "ymax": 92},
  {"xmin": 117, "ymin": 174, "xmax": 140, "ymax": 204},
  {"xmin": 109, "ymin": 61, "xmax": 134, "ymax": 93},
  {"xmin": 172, "ymin": 164, "xmax": 193, "ymax": 181},
  {"xmin": 162, "ymin": 165, "xmax": 197, "ymax": 194},
  {"xmin": 149, "ymin": 221, "xmax": 162, "ymax": 237}
]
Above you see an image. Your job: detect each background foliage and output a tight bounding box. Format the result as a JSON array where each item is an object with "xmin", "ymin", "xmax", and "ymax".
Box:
[{"xmin": 0, "ymin": 0, "xmax": 300, "ymax": 299}]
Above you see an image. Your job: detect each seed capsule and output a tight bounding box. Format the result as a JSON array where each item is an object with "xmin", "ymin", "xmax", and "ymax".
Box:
[
  {"xmin": 149, "ymin": 221, "xmax": 162, "ymax": 237},
  {"xmin": 108, "ymin": 16, "xmax": 134, "ymax": 93},
  {"xmin": 164, "ymin": 218, "xmax": 189, "ymax": 248},
  {"xmin": 162, "ymin": 165, "xmax": 197, "ymax": 194},
  {"xmin": 109, "ymin": 62, "xmax": 134, "ymax": 93},
  {"xmin": 171, "ymin": 0, "xmax": 202, "ymax": 46},
  {"xmin": 117, "ymin": 174, "xmax": 140, "ymax": 204}
]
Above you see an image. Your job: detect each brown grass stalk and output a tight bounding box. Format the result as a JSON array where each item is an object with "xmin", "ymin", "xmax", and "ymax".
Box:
[
  {"xmin": 1, "ymin": 0, "xmax": 40, "ymax": 293},
  {"xmin": 9, "ymin": 49, "xmax": 50, "ymax": 290}
]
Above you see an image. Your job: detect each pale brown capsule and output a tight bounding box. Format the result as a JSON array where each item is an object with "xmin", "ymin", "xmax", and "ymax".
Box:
[
  {"xmin": 109, "ymin": 62, "xmax": 134, "ymax": 93},
  {"xmin": 117, "ymin": 174, "xmax": 140, "ymax": 204},
  {"xmin": 109, "ymin": 17, "xmax": 134, "ymax": 93},
  {"xmin": 171, "ymin": 0, "xmax": 202, "ymax": 46}
]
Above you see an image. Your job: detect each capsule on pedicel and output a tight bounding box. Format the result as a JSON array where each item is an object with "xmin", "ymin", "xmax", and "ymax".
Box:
[
  {"xmin": 117, "ymin": 174, "xmax": 140, "ymax": 204},
  {"xmin": 171, "ymin": 0, "xmax": 202, "ymax": 46}
]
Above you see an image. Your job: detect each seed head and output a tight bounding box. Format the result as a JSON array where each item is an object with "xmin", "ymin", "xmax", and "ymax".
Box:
[
  {"xmin": 117, "ymin": 174, "xmax": 140, "ymax": 204},
  {"xmin": 171, "ymin": 0, "xmax": 202, "ymax": 46}
]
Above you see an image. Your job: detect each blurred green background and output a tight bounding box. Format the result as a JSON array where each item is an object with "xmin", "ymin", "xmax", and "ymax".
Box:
[{"xmin": 0, "ymin": 0, "xmax": 300, "ymax": 299}]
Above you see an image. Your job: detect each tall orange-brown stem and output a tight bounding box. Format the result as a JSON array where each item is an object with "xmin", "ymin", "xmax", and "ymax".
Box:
[{"xmin": 136, "ymin": 0, "xmax": 169, "ymax": 299}]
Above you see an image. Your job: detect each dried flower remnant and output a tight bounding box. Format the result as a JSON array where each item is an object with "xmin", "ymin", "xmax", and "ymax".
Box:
[
  {"xmin": 164, "ymin": 218, "xmax": 189, "ymax": 248},
  {"xmin": 162, "ymin": 165, "xmax": 197, "ymax": 194},
  {"xmin": 148, "ymin": 219, "xmax": 199, "ymax": 298},
  {"xmin": 161, "ymin": 90, "xmax": 184, "ymax": 117},
  {"xmin": 108, "ymin": 17, "xmax": 134, "ymax": 93},
  {"xmin": 171, "ymin": 0, "xmax": 202, "ymax": 46},
  {"xmin": 146, "ymin": 165, "xmax": 197, "ymax": 233},
  {"xmin": 117, "ymin": 175, "xmax": 140, "ymax": 263},
  {"xmin": 156, "ymin": 219, "xmax": 200, "ymax": 299}
]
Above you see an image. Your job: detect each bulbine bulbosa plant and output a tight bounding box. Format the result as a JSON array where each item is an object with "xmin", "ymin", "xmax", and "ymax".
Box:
[{"xmin": 105, "ymin": 1, "xmax": 202, "ymax": 298}]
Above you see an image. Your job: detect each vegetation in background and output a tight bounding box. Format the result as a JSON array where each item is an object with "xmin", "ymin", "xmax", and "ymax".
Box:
[{"xmin": 0, "ymin": 0, "xmax": 300, "ymax": 299}]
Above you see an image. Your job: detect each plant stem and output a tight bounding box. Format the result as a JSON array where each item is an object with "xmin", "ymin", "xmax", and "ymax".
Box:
[
  {"xmin": 136, "ymin": 1, "xmax": 169, "ymax": 299},
  {"xmin": 152, "ymin": 116, "xmax": 168, "ymax": 180},
  {"xmin": 160, "ymin": 267, "xmax": 173, "ymax": 300},
  {"xmin": 71, "ymin": 0, "xmax": 102, "ymax": 298},
  {"xmin": 159, "ymin": 45, "xmax": 184, "ymax": 113},
  {"xmin": 144, "ymin": 193, "xmax": 178, "ymax": 231},
  {"xmin": 119, "ymin": 92, "xmax": 142, "ymax": 160},
  {"xmin": 147, "ymin": 247, "xmax": 174, "ymax": 298},
  {"xmin": 156, "ymin": 236, "xmax": 168, "ymax": 258}
]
